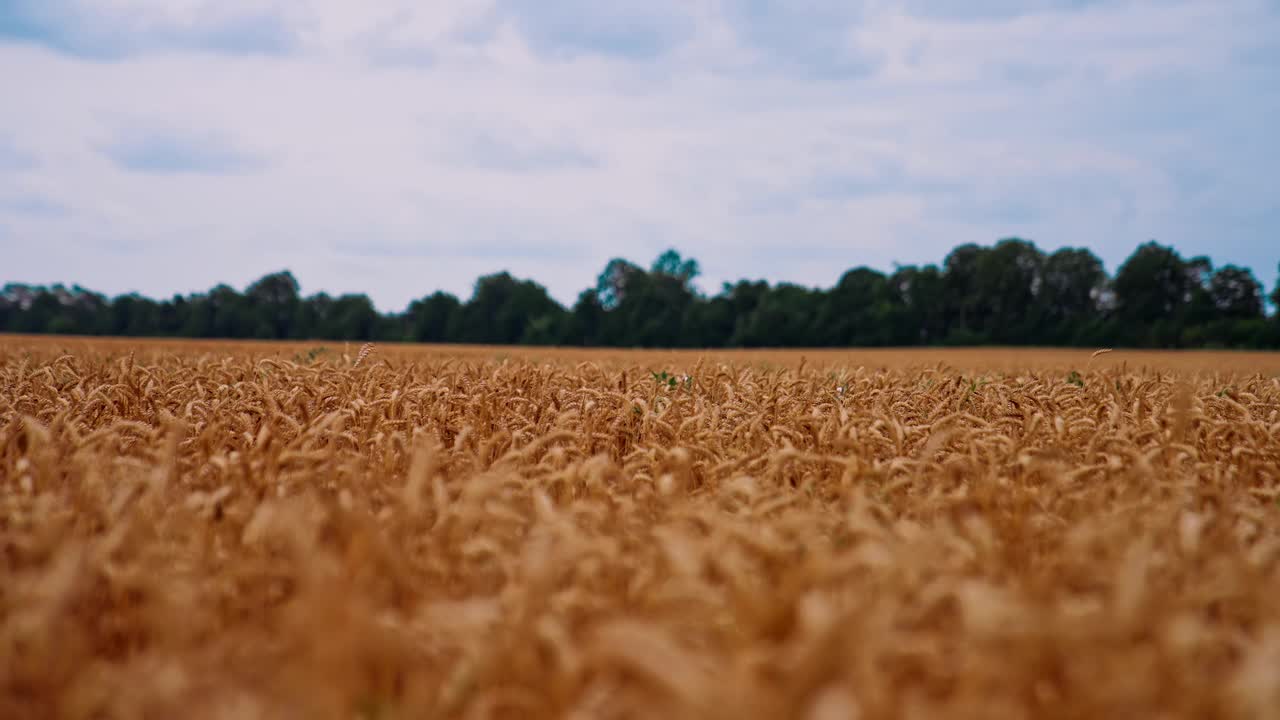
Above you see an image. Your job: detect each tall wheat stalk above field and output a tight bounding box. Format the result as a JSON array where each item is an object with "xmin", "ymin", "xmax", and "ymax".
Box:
[{"xmin": 353, "ymin": 342, "xmax": 374, "ymax": 368}]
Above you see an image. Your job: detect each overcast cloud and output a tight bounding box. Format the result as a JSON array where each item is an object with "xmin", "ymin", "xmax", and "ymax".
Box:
[{"xmin": 2, "ymin": 0, "xmax": 1277, "ymax": 309}]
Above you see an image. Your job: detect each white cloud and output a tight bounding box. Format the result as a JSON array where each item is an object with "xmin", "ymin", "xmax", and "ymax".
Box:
[
  {"xmin": 0, "ymin": 0, "xmax": 1277, "ymax": 310},
  {"xmin": 0, "ymin": 133, "xmax": 36, "ymax": 171},
  {"xmin": 98, "ymin": 127, "xmax": 269, "ymax": 174},
  {"xmin": 0, "ymin": 0, "xmax": 302, "ymax": 58}
]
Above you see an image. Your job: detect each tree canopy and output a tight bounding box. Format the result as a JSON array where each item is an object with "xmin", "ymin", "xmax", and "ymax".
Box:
[{"xmin": 3, "ymin": 240, "xmax": 1278, "ymax": 349}]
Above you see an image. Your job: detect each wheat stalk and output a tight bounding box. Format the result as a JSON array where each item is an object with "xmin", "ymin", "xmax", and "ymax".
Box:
[
  {"xmin": 1, "ymin": 337, "xmax": 1277, "ymax": 718},
  {"xmin": 353, "ymin": 342, "xmax": 374, "ymax": 368}
]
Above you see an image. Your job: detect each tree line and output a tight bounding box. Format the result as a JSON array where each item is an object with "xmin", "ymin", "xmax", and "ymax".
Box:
[{"xmin": 4, "ymin": 239, "xmax": 1279, "ymax": 349}]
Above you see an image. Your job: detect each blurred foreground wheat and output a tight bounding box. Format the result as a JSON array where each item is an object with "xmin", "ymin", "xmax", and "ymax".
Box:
[{"xmin": 2, "ymin": 339, "xmax": 1279, "ymax": 719}]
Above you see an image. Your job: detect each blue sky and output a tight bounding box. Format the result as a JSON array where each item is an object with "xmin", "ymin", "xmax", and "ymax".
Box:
[{"xmin": 1, "ymin": 0, "xmax": 1277, "ymax": 310}]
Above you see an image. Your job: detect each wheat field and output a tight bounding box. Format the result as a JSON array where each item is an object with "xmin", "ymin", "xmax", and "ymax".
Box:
[{"xmin": 2, "ymin": 336, "xmax": 1279, "ymax": 719}]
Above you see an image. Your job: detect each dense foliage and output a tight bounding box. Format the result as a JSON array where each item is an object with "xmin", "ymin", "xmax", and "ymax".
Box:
[{"xmin": 4, "ymin": 239, "xmax": 1278, "ymax": 348}]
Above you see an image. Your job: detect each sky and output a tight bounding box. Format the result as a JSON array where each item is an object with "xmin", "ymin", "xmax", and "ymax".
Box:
[{"xmin": 1, "ymin": 0, "xmax": 1278, "ymax": 310}]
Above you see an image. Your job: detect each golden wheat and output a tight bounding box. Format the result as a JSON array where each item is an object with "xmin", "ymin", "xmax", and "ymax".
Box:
[{"xmin": 2, "ymin": 336, "xmax": 1279, "ymax": 719}]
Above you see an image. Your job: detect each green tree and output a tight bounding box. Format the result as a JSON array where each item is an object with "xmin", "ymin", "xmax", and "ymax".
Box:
[
  {"xmin": 614, "ymin": 271, "xmax": 698, "ymax": 347},
  {"xmin": 733, "ymin": 283, "xmax": 822, "ymax": 347},
  {"xmin": 0, "ymin": 285, "xmax": 18, "ymax": 332},
  {"xmin": 816, "ymin": 267, "xmax": 891, "ymax": 346},
  {"xmin": 594, "ymin": 252, "xmax": 702, "ymax": 347},
  {"xmin": 295, "ymin": 292, "xmax": 333, "ymax": 339},
  {"xmin": 974, "ymin": 238, "xmax": 1045, "ymax": 343},
  {"xmin": 405, "ymin": 291, "xmax": 461, "ymax": 343},
  {"xmin": 935, "ymin": 238, "xmax": 1049, "ymax": 344},
  {"xmin": 1208, "ymin": 265, "xmax": 1264, "ymax": 320},
  {"xmin": 1112, "ymin": 242, "xmax": 1209, "ymax": 346},
  {"xmin": 459, "ymin": 272, "xmax": 564, "ymax": 345},
  {"xmin": 650, "ymin": 249, "xmax": 700, "ymax": 285},
  {"xmin": 1114, "ymin": 242, "xmax": 1190, "ymax": 324},
  {"xmin": 3, "ymin": 244, "xmax": 1277, "ymax": 350},
  {"xmin": 110, "ymin": 293, "xmax": 163, "ymax": 336},
  {"xmin": 246, "ymin": 271, "xmax": 301, "ymax": 339},
  {"xmin": 942, "ymin": 244, "xmax": 986, "ymax": 339},
  {"xmin": 1270, "ymin": 263, "xmax": 1280, "ymax": 316},
  {"xmin": 712, "ymin": 281, "xmax": 771, "ymax": 347},
  {"xmin": 687, "ymin": 293, "xmax": 737, "ymax": 347},
  {"xmin": 158, "ymin": 295, "xmax": 188, "ymax": 336},
  {"xmin": 887, "ymin": 265, "xmax": 947, "ymax": 345},
  {"xmin": 562, "ymin": 290, "xmax": 604, "ymax": 346},
  {"xmin": 1038, "ymin": 247, "xmax": 1107, "ymax": 344},
  {"xmin": 596, "ymin": 258, "xmax": 643, "ymax": 311},
  {"xmin": 326, "ymin": 294, "xmax": 380, "ymax": 340},
  {"xmin": 208, "ymin": 284, "xmax": 253, "ymax": 338}
]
